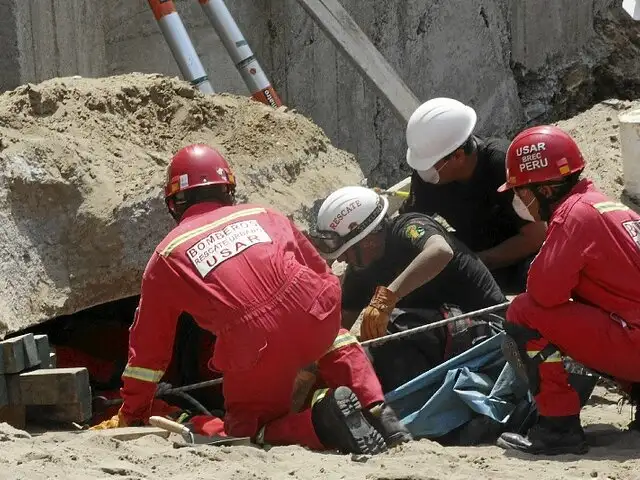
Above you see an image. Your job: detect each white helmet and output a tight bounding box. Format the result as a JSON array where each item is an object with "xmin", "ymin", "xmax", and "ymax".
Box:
[
  {"xmin": 405, "ymin": 97, "xmax": 477, "ymax": 171},
  {"xmin": 311, "ymin": 186, "xmax": 389, "ymax": 259}
]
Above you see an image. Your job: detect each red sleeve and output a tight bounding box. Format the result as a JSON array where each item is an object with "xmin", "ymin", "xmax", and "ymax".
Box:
[
  {"xmin": 290, "ymin": 219, "xmax": 332, "ymax": 275},
  {"xmin": 119, "ymin": 253, "xmax": 181, "ymax": 423},
  {"xmin": 526, "ymin": 208, "xmax": 590, "ymax": 307}
]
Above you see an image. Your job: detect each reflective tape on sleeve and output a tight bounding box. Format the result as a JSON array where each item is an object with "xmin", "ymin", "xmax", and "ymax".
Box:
[{"xmin": 122, "ymin": 364, "xmax": 165, "ymax": 383}]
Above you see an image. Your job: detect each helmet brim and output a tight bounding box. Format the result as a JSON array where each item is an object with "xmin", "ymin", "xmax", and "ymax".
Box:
[{"xmin": 323, "ymin": 195, "xmax": 389, "ymax": 260}]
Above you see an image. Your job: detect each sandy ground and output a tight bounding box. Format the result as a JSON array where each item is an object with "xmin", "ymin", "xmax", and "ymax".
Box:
[{"xmin": 0, "ymin": 387, "xmax": 637, "ymax": 480}]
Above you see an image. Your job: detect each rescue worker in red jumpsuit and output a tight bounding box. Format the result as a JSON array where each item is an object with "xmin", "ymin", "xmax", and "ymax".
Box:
[
  {"xmin": 494, "ymin": 125, "xmax": 640, "ymax": 455},
  {"xmin": 90, "ymin": 144, "xmax": 411, "ymax": 454}
]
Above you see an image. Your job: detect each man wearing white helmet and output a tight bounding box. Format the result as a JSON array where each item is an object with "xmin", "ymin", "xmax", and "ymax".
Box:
[
  {"xmin": 310, "ymin": 186, "xmax": 506, "ymax": 341},
  {"xmin": 400, "ymin": 97, "xmax": 546, "ymax": 293}
]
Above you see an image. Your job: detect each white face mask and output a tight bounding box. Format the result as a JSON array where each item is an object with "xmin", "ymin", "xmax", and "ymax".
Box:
[
  {"xmin": 512, "ymin": 194, "xmax": 535, "ymax": 221},
  {"xmin": 417, "ymin": 167, "xmax": 439, "ymax": 184}
]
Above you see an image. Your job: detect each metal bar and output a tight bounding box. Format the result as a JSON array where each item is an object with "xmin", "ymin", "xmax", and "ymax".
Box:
[
  {"xmin": 360, "ymin": 301, "xmax": 511, "ymax": 348},
  {"xmin": 147, "ymin": 0, "xmax": 215, "ymax": 94},
  {"xmin": 295, "ymin": 0, "xmax": 420, "ymax": 123},
  {"xmin": 197, "ymin": 0, "xmax": 282, "ymax": 107}
]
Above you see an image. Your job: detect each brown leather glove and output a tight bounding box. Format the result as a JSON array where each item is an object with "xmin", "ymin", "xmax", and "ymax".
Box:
[
  {"xmin": 360, "ymin": 286, "xmax": 398, "ymax": 341},
  {"xmin": 89, "ymin": 410, "xmax": 130, "ymax": 430}
]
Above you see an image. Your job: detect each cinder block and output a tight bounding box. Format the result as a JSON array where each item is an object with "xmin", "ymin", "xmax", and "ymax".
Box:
[
  {"xmin": 0, "ymin": 334, "xmax": 41, "ymax": 374},
  {"xmin": 33, "ymin": 335, "xmax": 51, "ymax": 368},
  {"xmin": 8, "ymin": 368, "xmax": 90, "ymax": 406}
]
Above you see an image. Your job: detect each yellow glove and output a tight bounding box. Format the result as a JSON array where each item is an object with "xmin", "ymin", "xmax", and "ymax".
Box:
[
  {"xmin": 360, "ymin": 286, "xmax": 398, "ymax": 341},
  {"xmin": 89, "ymin": 410, "xmax": 129, "ymax": 431}
]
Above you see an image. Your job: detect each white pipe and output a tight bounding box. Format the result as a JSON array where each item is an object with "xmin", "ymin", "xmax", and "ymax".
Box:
[
  {"xmin": 619, "ymin": 108, "xmax": 640, "ymax": 202},
  {"xmin": 148, "ymin": 0, "xmax": 214, "ymax": 94}
]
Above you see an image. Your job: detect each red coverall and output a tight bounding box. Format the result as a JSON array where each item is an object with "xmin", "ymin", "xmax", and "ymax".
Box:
[
  {"xmin": 507, "ymin": 179, "xmax": 640, "ymax": 417},
  {"xmin": 120, "ymin": 202, "xmax": 384, "ymax": 449}
]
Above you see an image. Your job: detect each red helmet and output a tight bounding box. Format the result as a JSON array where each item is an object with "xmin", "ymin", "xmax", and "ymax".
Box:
[
  {"xmin": 497, "ymin": 125, "xmax": 585, "ymax": 192},
  {"xmin": 164, "ymin": 144, "xmax": 235, "ymax": 200}
]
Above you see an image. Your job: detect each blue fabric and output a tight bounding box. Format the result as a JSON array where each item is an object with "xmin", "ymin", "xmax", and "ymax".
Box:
[{"xmin": 384, "ymin": 332, "xmax": 530, "ymax": 438}]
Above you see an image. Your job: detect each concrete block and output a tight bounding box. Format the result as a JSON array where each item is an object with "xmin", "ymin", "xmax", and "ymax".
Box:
[
  {"xmin": 8, "ymin": 367, "xmax": 90, "ymax": 406},
  {"xmin": 33, "ymin": 335, "xmax": 51, "ymax": 368}
]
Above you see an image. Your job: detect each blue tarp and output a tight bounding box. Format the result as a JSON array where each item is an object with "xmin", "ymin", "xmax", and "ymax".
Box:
[{"xmin": 385, "ymin": 332, "xmax": 531, "ymax": 439}]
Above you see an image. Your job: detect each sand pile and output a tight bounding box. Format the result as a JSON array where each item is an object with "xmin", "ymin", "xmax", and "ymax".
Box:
[
  {"xmin": 0, "ymin": 73, "xmax": 364, "ymax": 335},
  {"xmin": 555, "ymin": 98, "xmax": 640, "ymax": 204}
]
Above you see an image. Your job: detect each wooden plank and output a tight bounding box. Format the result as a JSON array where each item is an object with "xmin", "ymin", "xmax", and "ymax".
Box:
[
  {"xmin": 7, "ymin": 367, "xmax": 90, "ymax": 406},
  {"xmin": 26, "ymin": 397, "xmax": 92, "ymax": 424},
  {"xmin": 0, "ymin": 375, "xmax": 7, "ymax": 407},
  {"xmin": 0, "ymin": 405, "xmax": 26, "ymax": 429},
  {"xmin": 95, "ymin": 427, "xmax": 171, "ymax": 441},
  {"xmin": 33, "ymin": 335, "xmax": 51, "ymax": 368},
  {"xmin": 0, "ymin": 334, "xmax": 41, "ymax": 374},
  {"xmin": 295, "ymin": 0, "xmax": 420, "ymax": 123}
]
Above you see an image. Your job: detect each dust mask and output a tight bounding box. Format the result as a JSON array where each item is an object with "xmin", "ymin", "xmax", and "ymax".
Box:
[
  {"xmin": 417, "ymin": 167, "xmax": 439, "ymax": 184},
  {"xmin": 512, "ymin": 194, "xmax": 535, "ymax": 221}
]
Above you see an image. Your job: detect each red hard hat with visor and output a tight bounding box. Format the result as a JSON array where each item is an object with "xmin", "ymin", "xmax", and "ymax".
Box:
[{"xmin": 498, "ymin": 125, "xmax": 585, "ymax": 192}]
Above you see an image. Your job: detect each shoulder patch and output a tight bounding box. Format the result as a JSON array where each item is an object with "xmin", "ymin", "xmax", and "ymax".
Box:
[{"xmin": 404, "ymin": 223, "xmax": 426, "ymax": 240}]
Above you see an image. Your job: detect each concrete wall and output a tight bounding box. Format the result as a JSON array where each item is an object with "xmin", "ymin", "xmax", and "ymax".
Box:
[{"xmin": 0, "ymin": 0, "xmax": 622, "ymax": 185}]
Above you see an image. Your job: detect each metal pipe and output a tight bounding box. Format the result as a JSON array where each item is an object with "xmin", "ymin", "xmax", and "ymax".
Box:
[
  {"xmin": 197, "ymin": 0, "xmax": 282, "ymax": 107},
  {"xmin": 147, "ymin": 0, "xmax": 215, "ymax": 94}
]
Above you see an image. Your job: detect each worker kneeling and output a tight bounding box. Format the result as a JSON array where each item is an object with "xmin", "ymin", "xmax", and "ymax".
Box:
[
  {"xmin": 309, "ymin": 186, "xmax": 506, "ymax": 344},
  {"xmin": 90, "ymin": 144, "xmax": 408, "ymax": 455},
  {"xmin": 496, "ymin": 126, "xmax": 640, "ymax": 455}
]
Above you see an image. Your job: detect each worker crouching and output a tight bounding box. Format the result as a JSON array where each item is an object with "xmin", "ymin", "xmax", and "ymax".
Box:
[
  {"xmin": 495, "ymin": 126, "xmax": 640, "ymax": 455},
  {"xmin": 90, "ymin": 144, "xmax": 409, "ymax": 454}
]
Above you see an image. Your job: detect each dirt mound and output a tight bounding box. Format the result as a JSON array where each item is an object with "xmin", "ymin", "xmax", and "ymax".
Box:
[
  {"xmin": 0, "ymin": 73, "xmax": 364, "ymax": 335},
  {"xmin": 554, "ymin": 98, "xmax": 640, "ymax": 204}
]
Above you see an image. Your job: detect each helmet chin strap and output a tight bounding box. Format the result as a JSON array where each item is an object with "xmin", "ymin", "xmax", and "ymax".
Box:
[
  {"xmin": 530, "ymin": 186, "xmax": 552, "ymax": 222},
  {"xmin": 529, "ymin": 180, "xmax": 576, "ymax": 222}
]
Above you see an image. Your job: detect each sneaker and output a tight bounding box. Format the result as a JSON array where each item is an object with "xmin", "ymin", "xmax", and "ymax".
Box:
[{"xmin": 312, "ymin": 386, "xmax": 387, "ymax": 455}]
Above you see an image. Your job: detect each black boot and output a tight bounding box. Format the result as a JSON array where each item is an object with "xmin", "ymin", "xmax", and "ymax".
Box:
[
  {"xmin": 365, "ymin": 403, "xmax": 413, "ymax": 448},
  {"xmin": 497, "ymin": 415, "xmax": 588, "ymax": 455},
  {"xmin": 312, "ymin": 386, "xmax": 387, "ymax": 455}
]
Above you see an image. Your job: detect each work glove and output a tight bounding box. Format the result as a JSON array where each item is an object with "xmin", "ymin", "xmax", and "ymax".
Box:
[
  {"xmin": 360, "ymin": 286, "xmax": 398, "ymax": 341},
  {"xmin": 89, "ymin": 410, "xmax": 130, "ymax": 430}
]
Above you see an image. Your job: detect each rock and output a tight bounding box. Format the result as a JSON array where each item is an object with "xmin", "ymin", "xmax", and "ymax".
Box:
[{"xmin": 0, "ymin": 74, "xmax": 365, "ymax": 336}]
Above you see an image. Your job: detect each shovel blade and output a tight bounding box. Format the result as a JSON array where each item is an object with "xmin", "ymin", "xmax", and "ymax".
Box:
[{"xmin": 173, "ymin": 434, "xmax": 254, "ymax": 448}]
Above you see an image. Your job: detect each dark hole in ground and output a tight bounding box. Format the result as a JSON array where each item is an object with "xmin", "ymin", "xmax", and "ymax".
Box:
[{"xmin": 19, "ymin": 296, "xmax": 225, "ymax": 420}]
